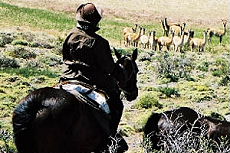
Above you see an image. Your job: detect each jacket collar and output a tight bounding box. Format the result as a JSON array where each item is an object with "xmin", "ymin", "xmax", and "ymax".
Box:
[{"xmin": 77, "ymin": 21, "xmax": 100, "ymax": 33}]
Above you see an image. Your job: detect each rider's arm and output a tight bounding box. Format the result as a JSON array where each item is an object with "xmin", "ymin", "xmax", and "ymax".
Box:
[
  {"xmin": 93, "ymin": 38, "xmax": 115, "ymax": 75},
  {"xmin": 62, "ymin": 33, "xmax": 73, "ymax": 63}
]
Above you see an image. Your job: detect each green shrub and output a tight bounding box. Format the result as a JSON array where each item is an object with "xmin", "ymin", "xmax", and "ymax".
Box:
[
  {"xmin": 0, "ymin": 39, "xmax": 5, "ymax": 47},
  {"xmin": 219, "ymin": 75, "xmax": 230, "ymax": 86},
  {"xmin": 0, "ymin": 129, "xmax": 16, "ymax": 153},
  {"xmin": 29, "ymin": 42, "xmax": 40, "ymax": 47},
  {"xmin": 212, "ymin": 70, "xmax": 225, "ymax": 77},
  {"xmin": 39, "ymin": 54, "xmax": 62, "ymax": 67},
  {"xmin": 0, "ymin": 32, "xmax": 15, "ymax": 46},
  {"xmin": 8, "ymin": 47, "xmax": 36, "ymax": 59},
  {"xmin": 156, "ymin": 52, "xmax": 194, "ymax": 82},
  {"xmin": 212, "ymin": 58, "xmax": 229, "ymax": 77},
  {"xmin": 11, "ymin": 39, "xmax": 29, "ymax": 46},
  {"xmin": 0, "ymin": 55, "xmax": 20, "ymax": 68},
  {"xmin": 134, "ymin": 92, "xmax": 162, "ymax": 109},
  {"xmin": 25, "ymin": 59, "xmax": 43, "ymax": 68},
  {"xmin": 158, "ymin": 87, "xmax": 180, "ymax": 98},
  {"xmin": 197, "ymin": 61, "xmax": 209, "ymax": 72},
  {"xmin": 138, "ymin": 52, "xmax": 152, "ymax": 62}
]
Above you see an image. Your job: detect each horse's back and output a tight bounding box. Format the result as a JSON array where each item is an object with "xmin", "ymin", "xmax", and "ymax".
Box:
[{"xmin": 13, "ymin": 87, "xmax": 106, "ymax": 153}]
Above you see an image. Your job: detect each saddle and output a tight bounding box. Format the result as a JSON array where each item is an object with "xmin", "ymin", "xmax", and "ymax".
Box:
[{"xmin": 54, "ymin": 80, "xmax": 112, "ymax": 135}]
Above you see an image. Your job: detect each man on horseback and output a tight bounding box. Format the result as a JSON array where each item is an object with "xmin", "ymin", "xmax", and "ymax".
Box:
[{"xmin": 61, "ymin": 2, "xmax": 128, "ymax": 152}]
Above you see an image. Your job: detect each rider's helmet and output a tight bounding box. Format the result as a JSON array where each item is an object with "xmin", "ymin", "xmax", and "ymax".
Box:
[{"xmin": 76, "ymin": 3, "xmax": 103, "ymax": 27}]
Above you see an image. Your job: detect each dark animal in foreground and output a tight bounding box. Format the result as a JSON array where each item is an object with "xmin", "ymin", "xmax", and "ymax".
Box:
[
  {"xmin": 143, "ymin": 107, "xmax": 201, "ymax": 150},
  {"xmin": 12, "ymin": 49, "xmax": 139, "ymax": 153},
  {"xmin": 143, "ymin": 107, "xmax": 230, "ymax": 151}
]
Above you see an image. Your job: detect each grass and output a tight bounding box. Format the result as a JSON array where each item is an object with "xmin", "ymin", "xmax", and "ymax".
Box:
[
  {"xmin": 0, "ymin": 67, "xmax": 59, "ymax": 78},
  {"xmin": 134, "ymin": 91, "xmax": 162, "ymax": 109},
  {"xmin": 0, "ymin": 2, "xmax": 75, "ymax": 31}
]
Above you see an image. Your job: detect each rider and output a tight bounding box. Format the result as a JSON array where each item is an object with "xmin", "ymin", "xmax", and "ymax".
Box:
[{"xmin": 61, "ymin": 2, "xmax": 128, "ymax": 151}]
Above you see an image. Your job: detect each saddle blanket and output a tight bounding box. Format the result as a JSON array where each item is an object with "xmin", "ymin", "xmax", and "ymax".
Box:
[{"xmin": 61, "ymin": 84, "xmax": 110, "ymax": 114}]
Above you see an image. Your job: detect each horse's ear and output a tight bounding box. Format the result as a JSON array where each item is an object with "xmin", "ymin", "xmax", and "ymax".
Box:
[
  {"xmin": 113, "ymin": 47, "xmax": 122, "ymax": 59},
  {"xmin": 132, "ymin": 48, "xmax": 138, "ymax": 61}
]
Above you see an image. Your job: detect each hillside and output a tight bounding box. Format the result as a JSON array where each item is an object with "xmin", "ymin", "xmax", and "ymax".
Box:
[
  {"xmin": 0, "ymin": 1, "xmax": 230, "ymax": 152},
  {"xmin": 2, "ymin": 0, "xmax": 230, "ymax": 26}
]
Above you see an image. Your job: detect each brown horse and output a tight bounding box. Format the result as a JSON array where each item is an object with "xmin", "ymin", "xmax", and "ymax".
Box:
[
  {"xmin": 143, "ymin": 107, "xmax": 230, "ymax": 152},
  {"xmin": 12, "ymin": 48, "xmax": 139, "ymax": 153}
]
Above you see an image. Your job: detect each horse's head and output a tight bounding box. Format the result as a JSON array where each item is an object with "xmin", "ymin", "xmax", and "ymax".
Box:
[{"xmin": 114, "ymin": 48, "xmax": 138, "ymax": 101}]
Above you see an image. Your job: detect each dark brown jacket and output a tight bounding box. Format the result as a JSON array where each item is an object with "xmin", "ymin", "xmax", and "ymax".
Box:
[{"xmin": 62, "ymin": 27, "xmax": 117, "ymax": 93}]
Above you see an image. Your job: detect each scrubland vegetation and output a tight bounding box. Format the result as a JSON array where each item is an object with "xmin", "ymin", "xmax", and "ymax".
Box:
[{"xmin": 0, "ymin": 1, "xmax": 229, "ymax": 152}]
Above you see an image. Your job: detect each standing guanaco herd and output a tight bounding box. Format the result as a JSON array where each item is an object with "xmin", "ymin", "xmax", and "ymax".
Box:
[{"xmin": 123, "ymin": 18, "xmax": 228, "ymax": 52}]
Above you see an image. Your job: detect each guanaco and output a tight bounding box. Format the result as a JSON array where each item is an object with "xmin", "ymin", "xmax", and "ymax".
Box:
[
  {"xmin": 190, "ymin": 30, "xmax": 208, "ymax": 52},
  {"xmin": 170, "ymin": 22, "xmax": 186, "ymax": 36},
  {"xmin": 123, "ymin": 24, "xmax": 138, "ymax": 46},
  {"xmin": 182, "ymin": 29, "xmax": 194, "ymax": 50},
  {"xmin": 149, "ymin": 30, "xmax": 158, "ymax": 51},
  {"xmin": 127, "ymin": 26, "xmax": 142, "ymax": 47},
  {"xmin": 161, "ymin": 18, "xmax": 170, "ymax": 36},
  {"xmin": 173, "ymin": 31, "xmax": 185, "ymax": 52},
  {"xmin": 161, "ymin": 18, "xmax": 185, "ymax": 36},
  {"xmin": 157, "ymin": 32, "xmax": 174, "ymax": 51},
  {"xmin": 123, "ymin": 24, "xmax": 138, "ymax": 35},
  {"xmin": 207, "ymin": 20, "xmax": 227, "ymax": 44},
  {"xmin": 140, "ymin": 28, "xmax": 149, "ymax": 49}
]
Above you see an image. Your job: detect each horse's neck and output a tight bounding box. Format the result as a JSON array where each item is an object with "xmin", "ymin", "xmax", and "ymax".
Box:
[{"xmin": 111, "ymin": 64, "xmax": 125, "ymax": 83}]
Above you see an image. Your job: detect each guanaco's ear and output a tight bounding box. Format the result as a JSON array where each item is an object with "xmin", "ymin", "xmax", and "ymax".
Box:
[
  {"xmin": 132, "ymin": 48, "xmax": 138, "ymax": 61},
  {"xmin": 113, "ymin": 47, "xmax": 122, "ymax": 59}
]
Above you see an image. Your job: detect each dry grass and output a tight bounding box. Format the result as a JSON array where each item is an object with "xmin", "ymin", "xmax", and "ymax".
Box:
[{"xmin": 2, "ymin": 0, "xmax": 230, "ymax": 27}]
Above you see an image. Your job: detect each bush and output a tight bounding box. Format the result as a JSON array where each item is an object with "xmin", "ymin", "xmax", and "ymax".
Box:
[
  {"xmin": 8, "ymin": 47, "xmax": 37, "ymax": 59},
  {"xmin": 134, "ymin": 92, "xmax": 162, "ymax": 109},
  {"xmin": 11, "ymin": 39, "xmax": 29, "ymax": 46},
  {"xmin": 0, "ymin": 39, "xmax": 5, "ymax": 47},
  {"xmin": 25, "ymin": 59, "xmax": 43, "ymax": 68},
  {"xmin": 0, "ymin": 32, "xmax": 15, "ymax": 46},
  {"xmin": 156, "ymin": 53, "xmax": 194, "ymax": 82},
  {"xmin": 158, "ymin": 87, "xmax": 180, "ymax": 98},
  {"xmin": 212, "ymin": 70, "xmax": 224, "ymax": 77},
  {"xmin": 0, "ymin": 55, "xmax": 20, "ymax": 68},
  {"xmin": 138, "ymin": 52, "xmax": 152, "ymax": 62},
  {"xmin": 0, "ymin": 129, "xmax": 16, "ymax": 153},
  {"xmin": 39, "ymin": 54, "xmax": 62, "ymax": 67},
  {"xmin": 29, "ymin": 42, "xmax": 41, "ymax": 47},
  {"xmin": 197, "ymin": 61, "xmax": 209, "ymax": 72},
  {"xmin": 219, "ymin": 75, "xmax": 230, "ymax": 86},
  {"xmin": 212, "ymin": 58, "xmax": 229, "ymax": 77}
]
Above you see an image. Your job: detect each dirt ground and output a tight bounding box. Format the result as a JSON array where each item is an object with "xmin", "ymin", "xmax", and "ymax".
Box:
[{"xmin": 3, "ymin": 0, "xmax": 230, "ymax": 27}]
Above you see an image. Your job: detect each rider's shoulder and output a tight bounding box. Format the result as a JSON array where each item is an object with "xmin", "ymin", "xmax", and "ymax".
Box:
[
  {"xmin": 71, "ymin": 28, "xmax": 94, "ymax": 39},
  {"xmin": 93, "ymin": 33, "xmax": 109, "ymax": 44}
]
